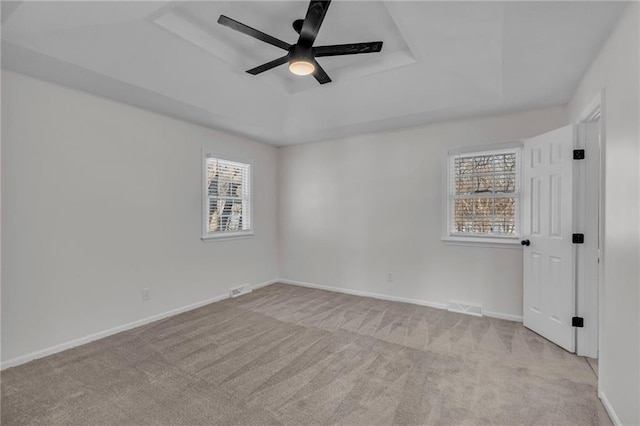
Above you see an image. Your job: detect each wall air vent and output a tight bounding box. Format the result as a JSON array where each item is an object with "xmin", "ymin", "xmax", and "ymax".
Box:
[{"xmin": 229, "ymin": 284, "xmax": 252, "ymax": 298}]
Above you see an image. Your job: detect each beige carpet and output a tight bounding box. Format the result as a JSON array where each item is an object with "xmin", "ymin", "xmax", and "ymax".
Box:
[{"xmin": 1, "ymin": 283, "xmax": 610, "ymax": 425}]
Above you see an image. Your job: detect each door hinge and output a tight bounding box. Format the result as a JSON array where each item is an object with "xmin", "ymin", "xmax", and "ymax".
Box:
[
  {"xmin": 572, "ymin": 233, "xmax": 585, "ymax": 244},
  {"xmin": 572, "ymin": 317, "xmax": 584, "ymax": 328},
  {"xmin": 573, "ymin": 149, "xmax": 585, "ymax": 160}
]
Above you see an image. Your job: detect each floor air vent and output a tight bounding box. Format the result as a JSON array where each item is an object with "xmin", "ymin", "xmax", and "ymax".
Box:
[
  {"xmin": 448, "ymin": 300, "xmax": 483, "ymax": 317},
  {"xmin": 229, "ymin": 285, "xmax": 252, "ymax": 298}
]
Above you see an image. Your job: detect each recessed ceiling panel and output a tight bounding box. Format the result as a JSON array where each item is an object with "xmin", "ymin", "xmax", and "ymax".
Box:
[
  {"xmin": 0, "ymin": 1, "xmax": 629, "ymax": 146},
  {"xmin": 153, "ymin": 1, "xmax": 416, "ymax": 93}
]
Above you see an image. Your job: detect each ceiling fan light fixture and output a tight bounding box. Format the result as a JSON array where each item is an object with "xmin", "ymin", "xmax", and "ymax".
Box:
[
  {"xmin": 218, "ymin": 0, "xmax": 383, "ymax": 85},
  {"xmin": 289, "ymin": 59, "xmax": 315, "ymax": 76}
]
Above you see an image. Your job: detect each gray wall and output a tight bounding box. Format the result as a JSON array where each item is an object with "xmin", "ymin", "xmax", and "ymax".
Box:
[
  {"xmin": 278, "ymin": 106, "xmax": 567, "ymax": 320},
  {"xmin": 1, "ymin": 71, "xmax": 279, "ymax": 363},
  {"xmin": 568, "ymin": 3, "xmax": 639, "ymax": 424}
]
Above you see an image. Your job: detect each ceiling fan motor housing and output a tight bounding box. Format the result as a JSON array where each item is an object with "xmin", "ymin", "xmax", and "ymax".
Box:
[
  {"xmin": 293, "ymin": 19, "xmax": 304, "ymax": 34},
  {"xmin": 289, "ymin": 44, "xmax": 314, "ymax": 63}
]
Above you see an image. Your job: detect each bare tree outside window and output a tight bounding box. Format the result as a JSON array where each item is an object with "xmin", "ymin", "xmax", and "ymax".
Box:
[{"xmin": 449, "ymin": 150, "xmax": 519, "ymax": 237}]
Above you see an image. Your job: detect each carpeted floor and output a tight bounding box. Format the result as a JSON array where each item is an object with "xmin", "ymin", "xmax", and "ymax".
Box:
[{"xmin": 1, "ymin": 283, "xmax": 610, "ymax": 425}]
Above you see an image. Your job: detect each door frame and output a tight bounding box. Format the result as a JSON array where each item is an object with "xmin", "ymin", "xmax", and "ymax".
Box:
[{"xmin": 575, "ymin": 92, "xmax": 605, "ymax": 362}]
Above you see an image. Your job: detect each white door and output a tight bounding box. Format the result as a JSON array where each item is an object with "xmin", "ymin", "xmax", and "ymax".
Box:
[{"xmin": 522, "ymin": 125, "xmax": 575, "ymax": 352}]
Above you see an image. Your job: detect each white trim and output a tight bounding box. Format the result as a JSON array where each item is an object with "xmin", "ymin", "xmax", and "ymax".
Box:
[
  {"xmin": 442, "ymin": 237, "xmax": 523, "ymax": 249},
  {"xmin": 0, "ymin": 279, "xmax": 278, "ymax": 370},
  {"xmin": 447, "ymin": 300, "xmax": 483, "ymax": 317},
  {"xmin": 484, "ymin": 310, "xmax": 523, "ymax": 322},
  {"xmin": 278, "ymin": 279, "xmax": 447, "ymax": 310},
  {"xmin": 578, "ymin": 92, "xmax": 603, "ymax": 123},
  {"xmin": 201, "ymin": 231, "xmax": 254, "ymax": 242},
  {"xmin": 0, "ymin": 278, "xmax": 525, "ymax": 369},
  {"xmin": 598, "ymin": 390, "xmax": 622, "ymax": 426},
  {"xmin": 202, "ymin": 151, "xmax": 254, "ymax": 240},
  {"xmin": 278, "ymin": 279, "xmax": 522, "ymax": 322},
  {"xmin": 575, "ymin": 105, "xmax": 602, "ymax": 358},
  {"xmin": 442, "ymin": 141, "xmax": 524, "ymax": 245},
  {"xmin": 252, "ymin": 279, "xmax": 276, "ymax": 290}
]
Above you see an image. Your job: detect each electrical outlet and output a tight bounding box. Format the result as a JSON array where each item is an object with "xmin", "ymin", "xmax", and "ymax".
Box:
[
  {"xmin": 387, "ymin": 272, "xmax": 394, "ymax": 282},
  {"xmin": 142, "ymin": 288, "xmax": 151, "ymax": 301}
]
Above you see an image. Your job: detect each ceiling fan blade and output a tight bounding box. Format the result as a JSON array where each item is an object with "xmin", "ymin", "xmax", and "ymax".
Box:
[
  {"xmin": 246, "ymin": 56, "xmax": 289, "ymax": 75},
  {"xmin": 298, "ymin": 1, "xmax": 331, "ymax": 47},
  {"xmin": 312, "ymin": 60, "xmax": 331, "ymax": 84},
  {"xmin": 218, "ymin": 15, "xmax": 290, "ymax": 51},
  {"xmin": 314, "ymin": 41, "xmax": 383, "ymax": 57}
]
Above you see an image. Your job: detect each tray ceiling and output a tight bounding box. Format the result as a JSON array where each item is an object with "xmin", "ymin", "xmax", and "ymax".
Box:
[{"xmin": 1, "ymin": 1, "xmax": 628, "ymax": 145}]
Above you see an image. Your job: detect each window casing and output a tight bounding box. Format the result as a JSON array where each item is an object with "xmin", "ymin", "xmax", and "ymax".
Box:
[
  {"xmin": 444, "ymin": 144, "xmax": 522, "ymax": 245},
  {"xmin": 202, "ymin": 155, "xmax": 252, "ymax": 240}
]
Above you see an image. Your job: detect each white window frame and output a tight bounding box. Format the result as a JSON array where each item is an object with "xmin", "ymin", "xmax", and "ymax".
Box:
[
  {"xmin": 442, "ymin": 141, "xmax": 523, "ymax": 248},
  {"xmin": 201, "ymin": 153, "xmax": 253, "ymax": 241}
]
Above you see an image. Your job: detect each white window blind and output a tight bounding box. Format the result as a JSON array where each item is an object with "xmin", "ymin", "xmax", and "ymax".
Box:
[
  {"xmin": 204, "ymin": 156, "xmax": 251, "ymax": 239},
  {"xmin": 447, "ymin": 148, "xmax": 520, "ymax": 239}
]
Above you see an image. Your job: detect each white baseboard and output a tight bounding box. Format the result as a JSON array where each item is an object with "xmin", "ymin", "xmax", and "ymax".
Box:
[
  {"xmin": 483, "ymin": 310, "xmax": 523, "ymax": 322},
  {"xmin": 0, "ymin": 279, "xmax": 278, "ymax": 370},
  {"xmin": 252, "ymin": 279, "xmax": 277, "ymax": 290},
  {"xmin": 278, "ymin": 279, "xmax": 448, "ymax": 310},
  {"xmin": 598, "ymin": 390, "xmax": 622, "ymax": 426},
  {"xmin": 1, "ymin": 278, "xmax": 524, "ymax": 369},
  {"xmin": 278, "ymin": 279, "xmax": 523, "ymax": 322}
]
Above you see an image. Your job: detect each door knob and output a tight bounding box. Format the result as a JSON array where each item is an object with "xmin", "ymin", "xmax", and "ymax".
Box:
[{"xmin": 521, "ymin": 239, "xmax": 530, "ymax": 246}]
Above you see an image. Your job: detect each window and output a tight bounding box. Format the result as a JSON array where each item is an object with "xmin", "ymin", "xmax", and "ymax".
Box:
[
  {"xmin": 202, "ymin": 155, "xmax": 252, "ymax": 240},
  {"xmin": 444, "ymin": 144, "xmax": 521, "ymax": 245}
]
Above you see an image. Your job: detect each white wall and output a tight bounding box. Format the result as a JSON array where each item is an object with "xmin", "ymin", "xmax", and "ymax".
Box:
[
  {"xmin": 1, "ymin": 71, "xmax": 279, "ymax": 363},
  {"xmin": 568, "ymin": 4, "xmax": 639, "ymax": 425},
  {"xmin": 278, "ymin": 106, "xmax": 567, "ymax": 319}
]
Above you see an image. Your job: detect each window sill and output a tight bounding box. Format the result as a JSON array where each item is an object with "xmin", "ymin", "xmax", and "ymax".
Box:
[
  {"xmin": 201, "ymin": 231, "xmax": 254, "ymax": 242},
  {"xmin": 442, "ymin": 236, "xmax": 522, "ymax": 249}
]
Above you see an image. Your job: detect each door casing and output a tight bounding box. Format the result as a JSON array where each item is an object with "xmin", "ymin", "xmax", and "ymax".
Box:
[{"xmin": 575, "ymin": 93, "xmax": 604, "ymax": 360}]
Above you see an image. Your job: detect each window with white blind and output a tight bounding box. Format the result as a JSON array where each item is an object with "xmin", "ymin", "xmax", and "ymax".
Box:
[
  {"xmin": 202, "ymin": 155, "xmax": 252, "ymax": 240},
  {"xmin": 444, "ymin": 144, "xmax": 522, "ymax": 245}
]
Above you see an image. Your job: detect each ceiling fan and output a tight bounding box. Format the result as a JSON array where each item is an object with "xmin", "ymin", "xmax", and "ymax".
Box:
[{"xmin": 217, "ymin": 0, "xmax": 383, "ymax": 84}]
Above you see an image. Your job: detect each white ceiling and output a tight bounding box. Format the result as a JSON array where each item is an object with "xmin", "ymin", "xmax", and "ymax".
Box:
[{"xmin": 1, "ymin": 1, "xmax": 628, "ymax": 146}]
